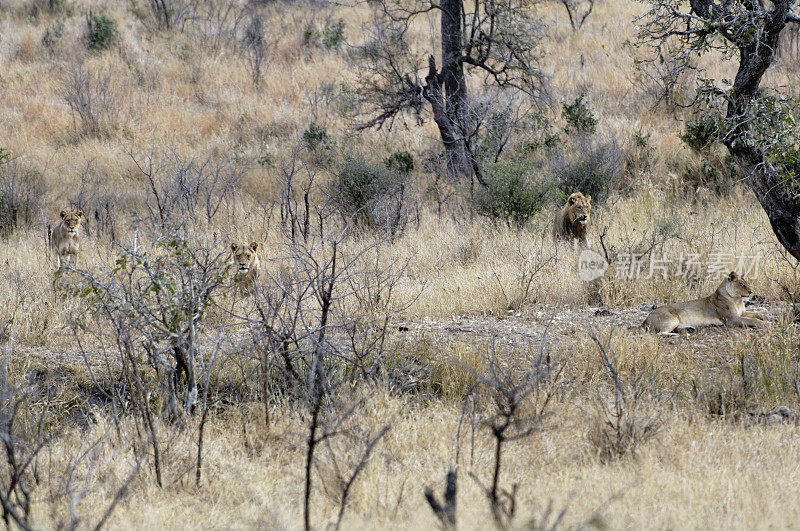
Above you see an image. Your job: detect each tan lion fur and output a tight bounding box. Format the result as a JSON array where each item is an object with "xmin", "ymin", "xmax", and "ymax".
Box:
[
  {"xmin": 230, "ymin": 241, "xmax": 261, "ymax": 293},
  {"xmin": 51, "ymin": 210, "xmax": 83, "ymax": 268},
  {"xmin": 643, "ymin": 271, "xmax": 766, "ymax": 334},
  {"xmin": 553, "ymin": 192, "xmax": 591, "ymax": 246}
]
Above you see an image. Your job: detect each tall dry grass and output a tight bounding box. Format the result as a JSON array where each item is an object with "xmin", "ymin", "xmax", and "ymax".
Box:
[{"xmin": 0, "ymin": 0, "xmax": 799, "ymax": 528}]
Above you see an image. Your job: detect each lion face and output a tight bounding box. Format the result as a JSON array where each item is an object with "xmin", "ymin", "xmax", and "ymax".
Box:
[
  {"xmin": 60, "ymin": 210, "xmax": 83, "ymax": 236},
  {"xmin": 230, "ymin": 242, "xmax": 260, "ymax": 276},
  {"xmin": 566, "ymin": 193, "xmax": 591, "ymax": 227},
  {"xmin": 723, "ymin": 271, "xmax": 753, "ymax": 299}
]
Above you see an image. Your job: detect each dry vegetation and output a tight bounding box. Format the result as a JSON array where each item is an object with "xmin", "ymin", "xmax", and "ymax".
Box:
[{"xmin": 1, "ymin": 0, "xmax": 800, "ymax": 528}]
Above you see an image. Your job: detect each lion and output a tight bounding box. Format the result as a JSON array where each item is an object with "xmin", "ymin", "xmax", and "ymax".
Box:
[
  {"xmin": 643, "ymin": 271, "xmax": 766, "ymax": 335},
  {"xmin": 553, "ymin": 192, "xmax": 591, "ymax": 246},
  {"xmin": 230, "ymin": 241, "xmax": 261, "ymax": 292},
  {"xmin": 51, "ymin": 209, "xmax": 83, "ymax": 268}
]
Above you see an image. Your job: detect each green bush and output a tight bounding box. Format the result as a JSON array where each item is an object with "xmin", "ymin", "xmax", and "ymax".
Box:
[
  {"xmin": 775, "ymin": 144, "xmax": 800, "ymax": 197},
  {"xmin": 385, "ymin": 151, "xmax": 414, "ymax": 174},
  {"xmin": 550, "ymin": 137, "xmax": 623, "ymax": 202},
  {"xmin": 332, "ymin": 153, "xmax": 408, "ymax": 234},
  {"xmin": 303, "ymin": 122, "xmax": 329, "ymax": 151},
  {"xmin": 322, "ymin": 19, "xmax": 345, "ymax": 50},
  {"xmin": 680, "ymin": 116, "xmax": 720, "ymax": 153},
  {"xmin": 86, "ymin": 12, "xmax": 118, "ymax": 51},
  {"xmin": 562, "ymin": 94, "xmax": 597, "ymax": 134},
  {"xmin": 474, "ymin": 162, "xmax": 552, "ymax": 228}
]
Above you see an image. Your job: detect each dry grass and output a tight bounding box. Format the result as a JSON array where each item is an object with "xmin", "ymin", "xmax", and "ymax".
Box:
[
  {"xmin": 1, "ymin": 0, "xmax": 800, "ymax": 527},
  {"xmin": 20, "ymin": 392, "xmax": 800, "ymax": 529}
]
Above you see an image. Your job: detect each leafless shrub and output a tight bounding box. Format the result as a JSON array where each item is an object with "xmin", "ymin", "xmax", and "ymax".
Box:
[
  {"xmin": 126, "ymin": 146, "xmax": 248, "ymax": 231},
  {"xmin": 70, "ymin": 160, "xmax": 120, "ymax": 241},
  {"xmin": 239, "ymin": 13, "xmax": 272, "ymax": 88},
  {"xmin": 136, "ymin": 0, "xmax": 198, "ymax": 31},
  {"xmin": 692, "ymin": 353, "xmax": 753, "ymax": 421},
  {"xmin": 633, "ymin": 53, "xmax": 697, "ymax": 110},
  {"xmin": 490, "ymin": 240, "xmax": 555, "ymax": 312},
  {"xmin": 182, "ymin": 0, "xmax": 250, "ymax": 52},
  {"xmin": 466, "ymin": 337, "xmax": 566, "ymax": 529},
  {"xmin": 425, "ymin": 468, "xmax": 457, "ymax": 530},
  {"xmin": 62, "ymin": 64, "xmax": 119, "ymax": 137},
  {"xmin": 242, "ymin": 228, "xmax": 405, "ymax": 529},
  {"xmin": 0, "ymin": 324, "xmax": 140, "ymax": 528},
  {"xmin": 272, "ymin": 144, "xmax": 337, "ymax": 244},
  {"xmin": 558, "ymin": 0, "xmax": 595, "ymax": 30},
  {"xmin": 0, "ymin": 335, "xmax": 44, "ymax": 528},
  {"xmin": 0, "ymin": 153, "xmax": 45, "ymax": 237},
  {"xmin": 587, "ymin": 327, "xmax": 666, "ymax": 462}
]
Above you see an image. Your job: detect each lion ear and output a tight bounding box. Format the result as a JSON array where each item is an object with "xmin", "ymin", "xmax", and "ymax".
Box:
[
  {"xmin": 568, "ymin": 196, "xmax": 575, "ymax": 205},
  {"xmin": 586, "ymin": 195, "xmax": 592, "ymax": 203},
  {"xmin": 249, "ymin": 241, "xmax": 259, "ymax": 251},
  {"xmin": 728, "ymin": 271, "xmax": 737, "ymax": 281},
  {"xmin": 60, "ymin": 210, "xmax": 67, "ymax": 219},
  {"xmin": 231, "ymin": 243, "xmax": 239, "ymax": 252},
  {"xmin": 76, "ymin": 210, "xmax": 83, "ymax": 218}
]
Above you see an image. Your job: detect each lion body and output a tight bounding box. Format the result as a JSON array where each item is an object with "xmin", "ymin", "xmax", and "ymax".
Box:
[
  {"xmin": 52, "ymin": 210, "xmax": 83, "ymax": 268},
  {"xmin": 230, "ymin": 241, "xmax": 261, "ymax": 292},
  {"xmin": 643, "ymin": 272, "xmax": 766, "ymax": 334},
  {"xmin": 553, "ymin": 192, "xmax": 591, "ymax": 246}
]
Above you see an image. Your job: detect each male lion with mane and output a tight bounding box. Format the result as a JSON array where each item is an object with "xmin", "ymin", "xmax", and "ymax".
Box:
[
  {"xmin": 553, "ymin": 192, "xmax": 591, "ymax": 246},
  {"xmin": 52, "ymin": 209, "xmax": 83, "ymax": 268},
  {"xmin": 643, "ymin": 271, "xmax": 766, "ymax": 334},
  {"xmin": 230, "ymin": 241, "xmax": 261, "ymax": 293}
]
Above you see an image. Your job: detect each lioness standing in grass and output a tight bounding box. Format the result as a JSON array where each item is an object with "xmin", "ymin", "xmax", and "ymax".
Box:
[
  {"xmin": 643, "ymin": 271, "xmax": 766, "ymax": 334},
  {"xmin": 553, "ymin": 192, "xmax": 591, "ymax": 246},
  {"xmin": 51, "ymin": 209, "xmax": 83, "ymax": 268},
  {"xmin": 230, "ymin": 241, "xmax": 261, "ymax": 293}
]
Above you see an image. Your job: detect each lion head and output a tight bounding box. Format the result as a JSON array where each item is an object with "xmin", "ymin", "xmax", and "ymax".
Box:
[
  {"xmin": 230, "ymin": 241, "xmax": 260, "ymax": 278},
  {"xmin": 722, "ymin": 271, "xmax": 753, "ymax": 299},
  {"xmin": 60, "ymin": 210, "xmax": 83, "ymax": 236},
  {"xmin": 565, "ymin": 192, "xmax": 591, "ymax": 229}
]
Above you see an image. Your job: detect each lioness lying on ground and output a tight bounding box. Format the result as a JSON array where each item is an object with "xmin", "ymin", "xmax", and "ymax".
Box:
[
  {"xmin": 553, "ymin": 192, "xmax": 591, "ymax": 246},
  {"xmin": 643, "ymin": 271, "xmax": 766, "ymax": 334},
  {"xmin": 230, "ymin": 241, "xmax": 260, "ymax": 292},
  {"xmin": 52, "ymin": 209, "xmax": 83, "ymax": 268}
]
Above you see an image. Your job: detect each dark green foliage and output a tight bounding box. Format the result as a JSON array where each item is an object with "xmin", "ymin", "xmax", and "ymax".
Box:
[
  {"xmin": 385, "ymin": 151, "xmax": 414, "ymax": 174},
  {"xmin": 332, "ymin": 153, "xmax": 408, "ymax": 234},
  {"xmin": 322, "ymin": 19, "xmax": 345, "ymax": 50},
  {"xmin": 562, "ymin": 94, "xmax": 597, "ymax": 134},
  {"xmin": 86, "ymin": 12, "xmax": 118, "ymax": 51},
  {"xmin": 303, "ymin": 122, "xmax": 329, "ymax": 151},
  {"xmin": 680, "ymin": 116, "xmax": 720, "ymax": 152},
  {"xmin": 474, "ymin": 162, "xmax": 551, "ymax": 228},
  {"xmin": 333, "ymin": 153, "xmax": 394, "ymax": 218}
]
